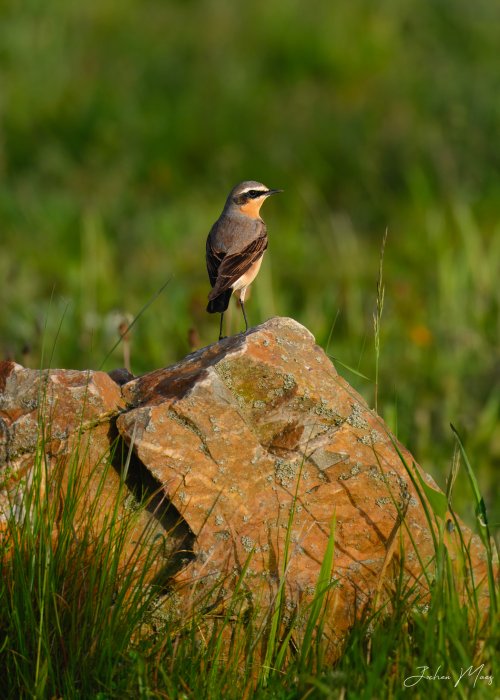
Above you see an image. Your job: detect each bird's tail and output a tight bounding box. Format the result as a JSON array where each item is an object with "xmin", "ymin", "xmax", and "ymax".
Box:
[{"xmin": 206, "ymin": 288, "xmax": 232, "ymax": 314}]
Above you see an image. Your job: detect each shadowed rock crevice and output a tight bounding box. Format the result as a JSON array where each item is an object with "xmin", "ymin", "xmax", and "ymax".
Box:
[{"xmin": 108, "ymin": 423, "xmax": 196, "ymax": 590}]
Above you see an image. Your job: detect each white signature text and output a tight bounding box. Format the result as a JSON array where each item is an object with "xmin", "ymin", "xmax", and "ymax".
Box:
[{"xmin": 404, "ymin": 664, "xmax": 493, "ymax": 688}]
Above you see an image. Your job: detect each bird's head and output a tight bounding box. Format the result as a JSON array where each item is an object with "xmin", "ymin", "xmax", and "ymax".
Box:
[{"xmin": 225, "ymin": 180, "xmax": 283, "ymax": 218}]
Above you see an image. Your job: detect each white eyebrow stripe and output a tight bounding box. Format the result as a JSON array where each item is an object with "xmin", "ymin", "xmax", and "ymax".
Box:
[{"xmin": 240, "ymin": 188, "xmax": 268, "ymax": 196}]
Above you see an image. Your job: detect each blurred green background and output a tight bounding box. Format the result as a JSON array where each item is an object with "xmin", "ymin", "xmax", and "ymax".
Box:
[{"xmin": 1, "ymin": 0, "xmax": 499, "ymax": 527}]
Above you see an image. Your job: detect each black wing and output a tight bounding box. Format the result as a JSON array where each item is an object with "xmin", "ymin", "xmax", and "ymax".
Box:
[
  {"xmin": 207, "ymin": 234, "xmax": 268, "ymax": 301},
  {"xmin": 206, "ymin": 233, "xmax": 225, "ymax": 288}
]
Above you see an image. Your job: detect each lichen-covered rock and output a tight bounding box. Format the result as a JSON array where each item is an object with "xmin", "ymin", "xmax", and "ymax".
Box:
[
  {"xmin": 0, "ymin": 362, "xmax": 124, "ymax": 466},
  {"xmin": 0, "ymin": 321, "xmax": 491, "ymax": 655},
  {"xmin": 0, "ymin": 362, "xmax": 174, "ymax": 581},
  {"xmin": 117, "ymin": 317, "xmax": 490, "ymax": 655}
]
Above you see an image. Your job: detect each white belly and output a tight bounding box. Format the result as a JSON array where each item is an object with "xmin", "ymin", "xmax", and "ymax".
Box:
[{"xmin": 232, "ymin": 255, "xmax": 264, "ymax": 294}]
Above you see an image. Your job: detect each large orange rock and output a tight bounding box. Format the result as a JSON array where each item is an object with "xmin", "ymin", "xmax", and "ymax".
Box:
[
  {"xmin": 117, "ymin": 317, "xmax": 490, "ymax": 653},
  {"xmin": 0, "ymin": 320, "xmax": 491, "ymax": 654}
]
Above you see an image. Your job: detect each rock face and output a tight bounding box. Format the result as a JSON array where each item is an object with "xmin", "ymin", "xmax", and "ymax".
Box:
[
  {"xmin": 0, "ymin": 363, "xmax": 178, "ymax": 580},
  {"xmin": 0, "ymin": 318, "xmax": 490, "ymax": 655},
  {"xmin": 0, "ymin": 363, "xmax": 123, "ymax": 518}
]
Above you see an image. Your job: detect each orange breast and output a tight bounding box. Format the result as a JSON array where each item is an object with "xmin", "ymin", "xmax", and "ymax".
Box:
[{"xmin": 238, "ymin": 199, "xmax": 264, "ymax": 218}]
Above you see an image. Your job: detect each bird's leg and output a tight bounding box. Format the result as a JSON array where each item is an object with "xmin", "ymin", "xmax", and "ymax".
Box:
[
  {"xmin": 238, "ymin": 286, "xmax": 249, "ymax": 332},
  {"xmin": 240, "ymin": 300, "xmax": 249, "ymax": 331},
  {"xmin": 218, "ymin": 312, "xmax": 225, "ymax": 341}
]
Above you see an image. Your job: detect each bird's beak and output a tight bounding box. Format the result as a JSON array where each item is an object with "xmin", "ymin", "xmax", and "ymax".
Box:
[{"xmin": 265, "ymin": 188, "xmax": 283, "ymax": 197}]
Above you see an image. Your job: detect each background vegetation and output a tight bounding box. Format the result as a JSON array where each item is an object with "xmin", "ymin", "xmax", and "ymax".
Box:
[{"xmin": 1, "ymin": 0, "xmax": 499, "ymax": 526}]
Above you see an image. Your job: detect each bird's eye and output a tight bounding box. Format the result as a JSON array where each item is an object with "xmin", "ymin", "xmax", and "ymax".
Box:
[{"xmin": 247, "ymin": 189, "xmax": 265, "ymax": 199}]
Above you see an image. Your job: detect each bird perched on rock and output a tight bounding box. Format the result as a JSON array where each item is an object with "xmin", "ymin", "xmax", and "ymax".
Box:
[{"xmin": 206, "ymin": 180, "xmax": 282, "ymax": 340}]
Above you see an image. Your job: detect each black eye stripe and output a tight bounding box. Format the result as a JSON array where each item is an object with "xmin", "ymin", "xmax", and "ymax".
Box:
[{"xmin": 233, "ymin": 189, "xmax": 267, "ymax": 205}]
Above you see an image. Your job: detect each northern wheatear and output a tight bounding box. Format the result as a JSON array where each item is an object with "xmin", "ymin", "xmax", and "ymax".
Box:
[{"xmin": 206, "ymin": 180, "xmax": 282, "ymax": 340}]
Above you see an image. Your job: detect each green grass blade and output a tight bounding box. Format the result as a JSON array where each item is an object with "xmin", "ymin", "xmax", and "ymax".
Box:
[
  {"xmin": 450, "ymin": 424, "xmax": 498, "ymax": 616},
  {"xmin": 414, "ymin": 468, "xmax": 449, "ymax": 521},
  {"xmin": 299, "ymin": 513, "xmax": 336, "ymax": 672}
]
